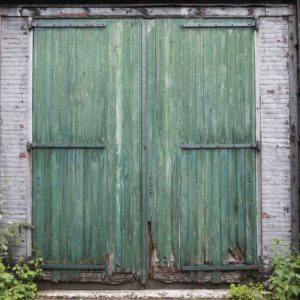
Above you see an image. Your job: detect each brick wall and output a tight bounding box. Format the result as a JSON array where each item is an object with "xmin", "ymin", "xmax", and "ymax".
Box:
[
  {"xmin": 0, "ymin": 9, "xmax": 295, "ymax": 266},
  {"xmin": 0, "ymin": 17, "xmax": 29, "ymax": 257},
  {"xmin": 259, "ymin": 16, "xmax": 292, "ymax": 265}
]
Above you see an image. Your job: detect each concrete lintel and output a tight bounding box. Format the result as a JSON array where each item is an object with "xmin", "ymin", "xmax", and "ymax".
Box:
[{"xmin": 0, "ymin": 5, "xmax": 293, "ymax": 18}]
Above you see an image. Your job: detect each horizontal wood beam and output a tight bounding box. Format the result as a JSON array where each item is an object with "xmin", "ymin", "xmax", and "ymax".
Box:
[
  {"xmin": 181, "ymin": 21, "xmax": 256, "ymax": 28},
  {"xmin": 43, "ymin": 264, "xmax": 106, "ymax": 270},
  {"xmin": 27, "ymin": 142, "xmax": 106, "ymax": 150},
  {"xmin": 181, "ymin": 143, "xmax": 259, "ymax": 150},
  {"xmin": 182, "ymin": 264, "xmax": 260, "ymax": 271},
  {"xmin": 31, "ymin": 22, "xmax": 106, "ymax": 29}
]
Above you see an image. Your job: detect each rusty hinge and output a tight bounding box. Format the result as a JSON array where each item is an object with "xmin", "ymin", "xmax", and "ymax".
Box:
[
  {"xmin": 32, "ymin": 23, "xmax": 107, "ymax": 29},
  {"xmin": 27, "ymin": 142, "xmax": 106, "ymax": 151},
  {"xmin": 181, "ymin": 143, "xmax": 260, "ymax": 150},
  {"xmin": 29, "ymin": 19, "xmax": 106, "ymax": 30},
  {"xmin": 180, "ymin": 19, "xmax": 257, "ymax": 29}
]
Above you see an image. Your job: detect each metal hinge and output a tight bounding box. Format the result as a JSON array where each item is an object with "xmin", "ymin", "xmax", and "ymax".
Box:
[
  {"xmin": 181, "ymin": 143, "xmax": 260, "ymax": 150},
  {"xmin": 27, "ymin": 142, "xmax": 106, "ymax": 151},
  {"xmin": 30, "ymin": 20, "xmax": 106, "ymax": 29},
  {"xmin": 180, "ymin": 19, "xmax": 257, "ymax": 29}
]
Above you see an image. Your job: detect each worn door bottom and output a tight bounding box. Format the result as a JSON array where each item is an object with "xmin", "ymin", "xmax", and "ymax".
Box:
[{"xmin": 40, "ymin": 269, "xmax": 259, "ymax": 286}]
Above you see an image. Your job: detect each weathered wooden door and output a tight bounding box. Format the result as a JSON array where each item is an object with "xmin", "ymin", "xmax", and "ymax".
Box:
[
  {"xmin": 144, "ymin": 18, "xmax": 257, "ymax": 283},
  {"xmin": 32, "ymin": 18, "xmax": 257, "ymax": 283},
  {"xmin": 32, "ymin": 19, "xmax": 142, "ymax": 281}
]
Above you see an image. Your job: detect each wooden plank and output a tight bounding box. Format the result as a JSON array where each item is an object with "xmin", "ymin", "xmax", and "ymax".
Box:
[
  {"xmin": 186, "ymin": 24, "xmax": 196, "ymax": 266},
  {"xmin": 211, "ymin": 29, "xmax": 221, "ymax": 283},
  {"xmin": 67, "ymin": 150, "xmax": 76, "ymax": 277},
  {"xmin": 171, "ymin": 19, "xmax": 181, "ymax": 269},
  {"xmin": 88, "ymin": 29, "xmax": 98, "ymax": 266},
  {"xmin": 130, "ymin": 19, "xmax": 142, "ymax": 274},
  {"xmin": 236, "ymin": 29, "xmax": 246, "ymax": 254},
  {"xmin": 243, "ymin": 29, "xmax": 256, "ymax": 264},
  {"xmin": 219, "ymin": 29, "xmax": 229, "ymax": 266},
  {"xmin": 32, "ymin": 28, "xmax": 45, "ymax": 258},
  {"xmin": 106, "ymin": 19, "xmax": 117, "ymax": 275},
  {"xmin": 59, "ymin": 28, "xmax": 69, "ymax": 269},
  {"xmin": 164, "ymin": 19, "xmax": 172, "ymax": 265},
  {"xmin": 51, "ymin": 28, "xmax": 62, "ymax": 281},
  {"xmin": 251, "ymin": 31, "xmax": 257, "ymax": 263},
  {"xmin": 142, "ymin": 19, "xmax": 150, "ymax": 283},
  {"xmin": 114, "ymin": 19, "xmax": 123, "ymax": 270},
  {"xmin": 179, "ymin": 20, "xmax": 189, "ymax": 267},
  {"xmin": 157, "ymin": 19, "xmax": 164, "ymax": 265},
  {"xmin": 67, "ymin": 27, "xmax": 77, "ymax": 280},
  {"xmin": 195, "ymin": 25, "xmax": 205, "ymax": 281},
  {"xmin": 182, "ymin": 264, "xmax": 259, "ymax": 271},
  {"xmin": 98, "ymin": 24, "xmax": 108, "ymax": 268},
  {"xmin": 227, "ymin": 28, "xmax": 237, "ymax": 253},
  {"xmin": 33, "ymin": 150, "xmax": 45, "ymax": 257},
  {"xmin": 145, "ymin": 19, "xmax": 156, "ymax": 228},
  {"xmin": 43, "ymin": 29, "xmax": 53, "ymax": 264},
  {"xmin": 203, "ymin": 28, "xmax": 213, "ymax": 266},
  {"xmin": 29, "ymin": 144, "xmax": 106, "ymax": 149},
  {"xmin": 75, "ymin": 149, "xmax": 84, "ymax": 266},
  {"xmin": 74, "ymin": 27, "xmax": 85, "ymax": 268},
  {"xmin": 33, "ymin": 18, "xmax": 107, "ymax": 28},
  {"xmin": 181, "ymin": 143, "xmax": 257, "ymax": 149},
  {"xmin": 125, "ymin": 19, "xmax": 134, "ymax": 271},
  {"xmin": 180, "ymin": 19, "xmax": 256, "ymax": 29},
  {"xmin": 31, "ymin": 27, "xmax": 38, "ymax": 253},
  {"xmin": 83, "ymin": 150, "xmax": 92, "ymax": 264},
  {"xmin": 50, "ymin": 150, "xmax": 60, "ymax": 281},
  {"xmin": 123, "ymin": 19, "xmax": 131, "ymax": 271},
  {"xmin": 155, "ymin": 19, "xmax": 163, "ymax": 265},
  {"xmin": 43, "ymin": 150, "xmax": 53, "ymax": 264},
  {"xmin": 43, "ymin": 264, "xmax": 105, "ymax": 270}
]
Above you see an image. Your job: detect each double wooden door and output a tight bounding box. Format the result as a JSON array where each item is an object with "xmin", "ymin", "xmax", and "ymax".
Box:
[{"xmin": 32, "ymin": 18, "xmax": 257, "ymax": 283}]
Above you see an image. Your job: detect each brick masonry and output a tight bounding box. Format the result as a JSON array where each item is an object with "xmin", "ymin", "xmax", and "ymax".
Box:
[
  {"xmin": 0, "ymin": 17, "xmax": 29, "ymax": 257},
  {"xmin": 0, "ymin": 7, "xmax": 295, "ymax": 268},
  {"xmin": 259, "ymin": 16, "xmax": 292, "ymax": 265}
]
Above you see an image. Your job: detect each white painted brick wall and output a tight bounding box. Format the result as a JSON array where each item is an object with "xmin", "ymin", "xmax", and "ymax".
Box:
[
  {"xmin": 259, "ymin": 16, "xmax": 292, "ymax": 265},
  {"xmin": 0, "ymin": 10, "xmax": 294, "ymax": 268},
  {"xmin": 0, "ymin": 17, "xmax": 29, "ymax": 257}
]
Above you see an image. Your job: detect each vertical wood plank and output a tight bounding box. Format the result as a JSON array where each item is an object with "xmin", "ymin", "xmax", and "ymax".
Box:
[
  {"xmin": 107, "ymin": 19, "xmax": 117, "ymax": 275},
  {"xmin": 114, "ymin": 19, "xmax": 123, "ymax": 270},
  {"xmin": 203, "ymin": 29, "xmax": 213, "ymax": 265},
  {"xmin": 171, "ymin": 19, "xmax": 181, "ymax": 268},
  {"xmin": 236, "ymin": 29, "xmax": 246, "ymax": 253},
  {"xmin": 179, "ymin": 22, "xmax": 188, "ymax": 267},
  {"xmin": 244, "ymin": 29, "xmax": 256, "ymax": 263},
  {"xmin": 211, "ymin": 29, "xmax": 221, "ymax": 283},
  {"xmin": 131, "ymin": 19, "xmax": 142, "ymax": 273},
  {"xmin": 220, "ymin": 29, "xmax": 229, "ymax": 266},
  {"xmin": 227, "ymin": 28, "xmax": 237, "ymax": 254}
]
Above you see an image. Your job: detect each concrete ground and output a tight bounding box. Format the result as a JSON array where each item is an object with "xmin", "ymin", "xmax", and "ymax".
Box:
[{"xmin": 37, "ymin": 289, "xmax": 228, "ymax": 299}]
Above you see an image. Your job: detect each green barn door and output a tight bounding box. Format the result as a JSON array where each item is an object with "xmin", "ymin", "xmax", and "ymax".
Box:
[
  {"xmin": 32, "ymin": 18, "xmax": 257, "ymax": 283},
  {"xmin": 32, "ymin": 19, "xmax": 142, "ymax": 281},
  {"xmin": 145, "ymin": 19, "xmax": 257, "ymax": 283}
]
